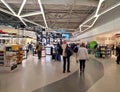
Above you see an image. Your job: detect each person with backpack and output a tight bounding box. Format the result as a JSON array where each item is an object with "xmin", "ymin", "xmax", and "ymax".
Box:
[
  {"xmin": 74, "ymin": 44, "xmax": 78, "ymax": 53},
  {"xmin": 62, "ymin": 40, "xmax": 72, "ymax": 73},
  {"xmin": 74, "ymin": 44, "xmax": 79, "ymax": 63},
  {"xmin": 116, "ymin": 43, "xmax": 120, "ymax": 64}
]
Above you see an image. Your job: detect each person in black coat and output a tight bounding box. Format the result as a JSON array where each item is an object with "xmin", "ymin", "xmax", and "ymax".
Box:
[
  {"xmin": 55, "ymin": 43, "xmax": 62, "ymax": 61},
  {"xmin": 62, "ymin": 44, "xmax": 72, "ymax": 73}
]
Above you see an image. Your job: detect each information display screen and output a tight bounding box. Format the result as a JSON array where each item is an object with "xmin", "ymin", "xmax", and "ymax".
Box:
[{"xmin": 62, "ymin": 33, "xmax": 70, "ymax": 40}]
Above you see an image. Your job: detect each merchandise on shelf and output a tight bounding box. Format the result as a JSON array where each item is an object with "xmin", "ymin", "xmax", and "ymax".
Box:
[
  {"xmin": 16, "ymin": 50, "xmax": 24, "ymax": 64},
  {"xmin": 11, "ymin": 44, "xmax": 20, "ymax": 51},
  {"xmin": 4, "ymin": 44, "xmax": 24, "ymax": 70},
  {"xmin": 95, "ymin": 46, "xmax": 111, "ymax": 58},
  {"xmin": 5, "ymin": 45, "xmax": 18, "ymax": 70}
]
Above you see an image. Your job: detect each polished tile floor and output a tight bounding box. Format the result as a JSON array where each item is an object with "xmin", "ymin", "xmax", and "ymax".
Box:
[
  {"xmin": 33, "ymin": 57, "xmax": 104, "ymax": 92},
  {"xmin": 0, "ymin": 54, "xmax": 120, "ymax": 92},
  {"xmin": 0, "ymin": 54, "xmax": 78, "ymax": 92},
  {"xmin": 87, "ymin": 55, "xmax": 120, "ymax": 92}
]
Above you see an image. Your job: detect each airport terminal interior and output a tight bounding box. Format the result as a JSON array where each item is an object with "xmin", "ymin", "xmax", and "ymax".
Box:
[{"xmin": 0, "ymin": 0, "xmax": 120, "ymax": 92}]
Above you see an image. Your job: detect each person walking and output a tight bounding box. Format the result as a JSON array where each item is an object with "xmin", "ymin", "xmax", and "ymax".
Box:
[
  {"xmin": 62, "ymin": 41, "xmax": 72, "ymax": 73},
  {"xmin": 73, "ymin": 43, "xmax": 79, "ymax": 63},
  {"xmin": 77, "ymin": 43, "xmax": 89, "ymax": 72},
  {"xmin": 36, "ymin": 42, "xmax": 42, "ymax": 59},
  {"xmin": 26, "ymin": 43, "xmax": 30, "ymax": 58},
  {"xmin": 32, "ymin": 43, "xmax": 36, "ymax": 56}
]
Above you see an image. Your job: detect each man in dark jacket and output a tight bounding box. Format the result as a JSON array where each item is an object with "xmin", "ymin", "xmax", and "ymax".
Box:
[{"xmin": 55, "ymin": 43, "xmax": 62, "ymax": 61}]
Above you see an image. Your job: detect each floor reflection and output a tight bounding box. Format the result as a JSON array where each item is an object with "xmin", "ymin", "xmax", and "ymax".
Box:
[
  {"xmin": 45, "ymin": 55, "xmax": 52, "ymax": 62},
  {"xmin": 22, "ymin": 59, "xmax": 27, "ymax": 68}
]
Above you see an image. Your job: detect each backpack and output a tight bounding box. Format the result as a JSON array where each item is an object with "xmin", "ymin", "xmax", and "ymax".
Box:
[
  {"xmin": 65, "ymin": 47, "xmax": 73, "ymax": 57},
  {"xmin": 58, "ymin": 46, "xmax": 63, "ymax": 55},
  {"xmin": 74, "ymin": 46, "xmax": 78, "ymax": 53}
]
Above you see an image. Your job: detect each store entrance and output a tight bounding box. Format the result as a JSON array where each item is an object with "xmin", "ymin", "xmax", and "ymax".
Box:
[{"xmin": 94, "ymin": 31, "xmax": 120, "ymax": 58}]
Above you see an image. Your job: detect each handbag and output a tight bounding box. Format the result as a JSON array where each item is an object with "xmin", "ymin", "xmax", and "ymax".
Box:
[{"xmin": 34, "ymin": 50, "xmax": 37, "ymax": 54}]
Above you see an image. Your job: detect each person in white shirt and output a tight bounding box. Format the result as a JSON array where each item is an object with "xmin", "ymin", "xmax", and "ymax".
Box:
[{"xmin": 77, "ymin": 43, "xmax": 89, "ymax": 72}]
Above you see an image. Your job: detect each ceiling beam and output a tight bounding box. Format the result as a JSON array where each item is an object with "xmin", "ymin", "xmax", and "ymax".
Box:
[
  {"xmin": 46, "ymin": 9, "xmax": 94, "ymax": 14},
  {"xmin": 79, "ymin": 0, "xmax": 105, "ymax": 32},
  {"xmin": 82, "ymin": 25, "xmax": 90, "ymax": 27},
  {"xmin": 20, "ymin": 11, "xmax": 42, "ymax": 17},
  {"xmin": 38, "ymin": 0, "xmax": 48, "ymax": 28},
  {"xmin": 90, "ymin": 16, "xmax": 98, "ymax": 27},
  {"xmin": 22, "ymin": 18, "xmax": 45, "ymax": 28},
  {"xmin": 42, "ymin": 0, "xmax": 98, "ymax": 6},
  {"xmin": 0, "ymin": 0, "xmax": 98, "ymax": 6},
  {"xmin": 0, "ymin": 7, "xmax": 46, "ymax": 28},
  {"xmin": 99, "ymin": 1, "xmax": 120, "ymax": 16},
  {"xmin": 81, "ymin": 0, "xmax": 109, "ymax": 32},
  {"xmin": 1, "ymin": 0, "xmax": 27, "ymax": 26},
  {"xmin": 1, "ymin": 0, "xmax": 16, "ymax": 15},
  {"xmin": 18, "ymin": 16, "xmax": 27, "ymax": 26},
  {"xmin": 67, "ymin": 0, "xmax": 75, "ymax": 26},
  {"xmin": 0, "ymin": 8, "xmax": 13, "ymax": 16},
  {"xmin": 32, "ymin": 19, "xmax": 81, "ymax": 22},
  {"xmin": 0, "ymin": 8, "xmax": 26, "ymax": 26},
  {"xmin": 80, "ymin": 16, "xmax": 95, "ymax": 26},
  {"xmin": 18, "ymin": 0, "xmax": 27, "ymax": 16}
]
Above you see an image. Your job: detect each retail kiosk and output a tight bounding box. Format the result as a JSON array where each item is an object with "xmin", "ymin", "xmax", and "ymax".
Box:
[{"xmin": 0, "ymin": 44, "xmax": 25, "ymax": 71}]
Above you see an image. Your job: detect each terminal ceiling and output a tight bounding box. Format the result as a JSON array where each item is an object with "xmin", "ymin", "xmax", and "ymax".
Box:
[{"xmin": 1, "ymin": 0, "xmax": 118, "ymax": 33}]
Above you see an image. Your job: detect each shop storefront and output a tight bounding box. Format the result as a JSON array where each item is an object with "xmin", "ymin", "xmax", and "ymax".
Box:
[
  {"xmin": 0, "ymin": 27, "xmax": 37, "ymax": 71},
  {"xmin": 94, "ymin": 31, "xmax": 120, "ymax": 47},
  {"xmin": 93, "ymin": 31, "xmax": 120, "ymax": 58}
]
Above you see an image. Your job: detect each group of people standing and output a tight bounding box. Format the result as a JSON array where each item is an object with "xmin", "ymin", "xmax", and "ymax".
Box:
[
  {"xmin": 61, "ymin": 40, "xmax": 89, "ymax": 73},
  {"xmin": 61, "ymin": 42, "xmax": 120, "ymax": 73},
  {"xmin": 26, "ymin": 41, "xmax": 120, "ymax": 73},
  {"xmin": 26, "ymin": 42, "xmax": 42, "ymax": 59},
  {"xmin": 26, "ymin": 40, "xmax": 89, "ymax": 73}
]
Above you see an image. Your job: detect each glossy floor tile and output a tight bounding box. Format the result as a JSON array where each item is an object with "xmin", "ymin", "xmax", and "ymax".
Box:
[
  {"xmin": 0, "ymin": 54, "xmax": 78, "ymax": 92},
  {"xmin": 0, "ymin": 54, "xmax": 120, "ymax": 92},
  {"xmin": 87, "ymin": 55, "xmax": 120, "ymax": 92},
  {"xmin": 33, "ymin": 58, "xmax": 104, "ymax": 92}
]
